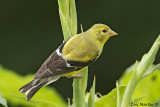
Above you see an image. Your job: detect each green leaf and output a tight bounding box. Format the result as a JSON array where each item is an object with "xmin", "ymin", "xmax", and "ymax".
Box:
[
  {"xmin": 137, "ymin": 35, "xmax": 160, "ymax": 81},
  {"xmin": 131, "ymin": 96, "xmax": 144, "ymax": 105},
  {"xmin": 116, "ymin": 81, "xmax": 121, "ymax": 107},
  {"xmin": 88, "ymin": 77, "xmax": 95, "ymax": 107},
  {"xmin": 120, "ymin": 64, "xmax": 160, "ymax": 106},
  {"xmin": 0, "ymin": 93, "xmax": 7, "ymax": 107},
  {"xmin": 133, "ymin": 71, "xmax": 160, "ymax": 105},
  {"xmin": 120, "ymin": 35, "xmax": 160, "ymax": 107},
  {"xmin": 69, "ymin": 0, "xmax": 77, "ymax": 35},
  {"xmin": 0, "ymin": 65, "xmax": 67, "ymax": 107},
  {"xmin": 119, "ymin": 64, "xmax": 134, "ymax": 85},
  {"xmin": 94, "ymin": 86, "xmax": 126, "ymax": 107},
  {"xmin": 58, "ymin": 0, "xmax": 72, "ymax": 40},
  {"xmin": 58, "ymin": 0, "xmax": 88, "ymax": 107},
  {"xmin": 142, "ymin": 64, "xmax": 160, "ymax": 79},
  {"xmin": 67, "ymin": 98, "xmax": 71, "ymax": 107},
  {"xmin": 121, "ymin": 61, "xmax": 137, "ymax": 107},
  {"xmin": 152, "ymin": 98, "xmax": 160, "ymax": 107},
  {"xmin": 81, "ymin": 68, "xmax": 88, "ymax": 94}
]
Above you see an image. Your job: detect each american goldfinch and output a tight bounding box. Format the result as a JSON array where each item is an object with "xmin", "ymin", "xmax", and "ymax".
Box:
[{"xmin": 19, "ymin": 24, "xmax": 117, "ymax": 101}]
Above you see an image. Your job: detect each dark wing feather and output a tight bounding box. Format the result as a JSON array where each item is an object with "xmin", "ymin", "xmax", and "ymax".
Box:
[
  {"xmin": 67, "ymin": 57, "xmax": 97, "ymax": 67},
  {"xmin": 34, "ymin": 42, "xmax": 76, "ymax": 79},
  {"xmin": 34, "ymin": 42, "xmax": 99, "ymax": 79},
  {"xmin": 34, "ymin": 50, "xmax": 76, "ymax": 79}
]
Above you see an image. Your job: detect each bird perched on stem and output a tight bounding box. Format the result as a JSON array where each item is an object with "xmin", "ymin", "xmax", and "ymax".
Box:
[{"xmin": 19, "ymin": 24, "xmax": 117, "ymax": 101}]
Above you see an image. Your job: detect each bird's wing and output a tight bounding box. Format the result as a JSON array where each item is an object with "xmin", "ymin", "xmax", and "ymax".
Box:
[
  {"xmin": 33, "ymin": 42, "xmax": 73, "ymax": 79},
  {"xmin": 34, "ymin": 41, "xmax": 98, "ymax": 79}
]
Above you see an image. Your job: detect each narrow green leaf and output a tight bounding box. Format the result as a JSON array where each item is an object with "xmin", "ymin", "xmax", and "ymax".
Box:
[
  {"xmin": 67, "ymin": 98, "xmax": 70, "ymax": 107},
  {"xmin": 121, "ymin": 61, "xmax": 137, "ymax": 107},
  {"xmin": 88, "ymin": 77, "xmax": 96, "ymax": 107},
  {"xmin": 142, "ymin": 64, "xmax": 160, "ymax": 79},
  {"xmin": 58, "ymin": 0, "xmax": 71, "ymax": 40},
  {"xmin": 69, "ymin": 0, "xmax": 77, "ymax": 35},
  {"xmin": 58, "ymin": 0, "xmax": 71, "ymax": 30},
  {"xmin": 80, "ymin": 24, "xmax": 84, "ymax": 33},
  {"xmin": 116, "ymin": 81, "xmax": 121, "ymax": 107},
  {"xmin": 0, "ymin": 93, "xmax": 7, "ymax": 107},
  {"xmin": 137, "ymin": 35, "xmax": 160, "ymax": 81},
  {"xmin": 81, "ymin": 68, "xmax": 88, "ymax": 94}
]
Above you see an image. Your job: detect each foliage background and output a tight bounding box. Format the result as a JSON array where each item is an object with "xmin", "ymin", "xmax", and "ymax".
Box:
[{"xmin": 0, "ymin": 0, "xmax": 160, "ymax": 100}]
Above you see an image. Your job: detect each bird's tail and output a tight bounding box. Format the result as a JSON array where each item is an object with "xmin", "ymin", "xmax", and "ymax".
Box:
[{"xmin": 19, "ymin": 80, "xmax": 46, "ymax": 101}]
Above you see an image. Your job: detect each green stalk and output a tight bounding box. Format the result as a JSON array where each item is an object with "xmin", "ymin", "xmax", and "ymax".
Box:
[
  {"xmin": 58, "ymin": 0, "xmax": 71, "ymax": 40},
  {"xmin": 73, "ymin": 77, "xmax": 86, "ymax": 107},
  {"xmin": 80, "ymin": 68, "xmax": 88, "ymax": 94},
  {"xmin": 88, "ymin": 77, "xmax": 96, "ymax": 107},
  {"xmin": 116, "ymin": 81, "xmax": 121, "ymax": 107},
  {"xmin": 121, "ymin": 61, "xmax": 137, "ymax": 107},
  {"xmin": 73, "ymin": 68, "xmax": 88, "ymax": 107},
  {"xmin": 57, "ymin": 0, "xmax": 88, "ymax": 107},
  {"xmin": 67, "ymin": 98, "xmax": 70, "ymax": 107},
  {"xmin": 69, "ymin": 0, "xmax": 77, "ymax": 35}
]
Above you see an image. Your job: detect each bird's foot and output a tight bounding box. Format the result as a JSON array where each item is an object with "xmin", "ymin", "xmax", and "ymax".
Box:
[{"xmin": 71, "ymin": 72, "xmax": 83, "ymax": 78}]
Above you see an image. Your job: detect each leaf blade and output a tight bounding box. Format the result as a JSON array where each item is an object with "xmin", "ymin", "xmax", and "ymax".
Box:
[
  {"xmin": 88, "ymin": 77, "xmax": 96, "ymax": 107},
  {"xmin": 0, "ymin": 93, "xmax": 7, "ymax": 107}
]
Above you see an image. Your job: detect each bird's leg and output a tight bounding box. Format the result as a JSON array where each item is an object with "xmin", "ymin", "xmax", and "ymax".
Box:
[{"xmin": 71, "ymin": 72, "xmax": 83, "ymax": 78}]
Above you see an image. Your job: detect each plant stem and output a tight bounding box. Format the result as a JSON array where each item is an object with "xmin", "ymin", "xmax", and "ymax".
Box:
[
  {"xmin": 58, "ymin": 0, "xmax": 88, "ymax": 107},
  {"xmin": 73, "ymin": 77, "xmax": 86, "ymax": 107},
  {"xmin": 73, "ymin": 68, "xmax": 88, "ymax": 107},
  {"xmin": 116, "ymin": 81, "xmax": 121, "ymax": 107},
  {"xmin": 69, "ymin": 0, "xmax": 77, "ymax": 35},
  {"xmin": 58, "ymin": 0, "xmax": 71, "ymax": 40},
  {"xmin": 121, "ymin": 61, "xmax": 137, "ymax": 107},
  {"xmin": 88, "ymin": 76, "xmax": 96, "ymax": 107}
]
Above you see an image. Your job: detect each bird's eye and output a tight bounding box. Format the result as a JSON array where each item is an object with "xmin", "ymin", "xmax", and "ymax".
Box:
[{"xmin": 102, "ymin": 29, "xmax": 107, "ymax": 33}]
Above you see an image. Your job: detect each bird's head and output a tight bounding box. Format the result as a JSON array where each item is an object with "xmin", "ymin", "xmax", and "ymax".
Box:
[{"xmin": 87, "ymin": 24, "xmax": 118, "ymax": 45}]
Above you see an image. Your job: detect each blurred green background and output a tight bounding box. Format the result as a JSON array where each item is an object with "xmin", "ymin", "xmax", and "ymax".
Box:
[{"xmin": 0, "ymin": 0, "xmax": 160, "ymax": 100}]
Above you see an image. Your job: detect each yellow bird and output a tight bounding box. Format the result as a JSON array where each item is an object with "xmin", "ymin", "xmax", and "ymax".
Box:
[{"xmin": 19, "ymin": 24, "xmax": 117, "ymax": 101}]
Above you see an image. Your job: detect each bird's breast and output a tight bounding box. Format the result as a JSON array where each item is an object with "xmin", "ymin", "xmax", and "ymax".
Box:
[{"xmin": 62, "ymin": 35, "xmax": 100, "ymax": 62}]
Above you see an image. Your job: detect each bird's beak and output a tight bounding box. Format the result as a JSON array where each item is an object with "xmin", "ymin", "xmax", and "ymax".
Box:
[{"xmin": 109, "ymin": 29, "xmax": 118, "ymax": 36}]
